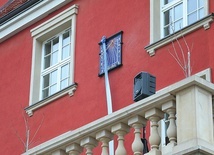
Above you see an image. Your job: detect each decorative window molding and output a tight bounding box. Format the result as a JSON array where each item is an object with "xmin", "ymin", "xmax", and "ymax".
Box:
[
  {"xmin": 25, "ymin": 83, "xmax": 77, "ymax": 116},
  {"xmin": 146, "ymin": 0, "xmax": 212, "ymax": 56},
  {"xmin": 0, "ymin": 0, "xmax": 73, "ymax": 43},
  {"xmin": 145, "ymin": 13, "xmax": 213, "ymax": 56},
  {"xmin": 26, "ymin": 4, "xmax": 78, "ymax": 116},
  {"xmin": 195, "ymin": 68, "xmax": 211, "ymax": 82}
]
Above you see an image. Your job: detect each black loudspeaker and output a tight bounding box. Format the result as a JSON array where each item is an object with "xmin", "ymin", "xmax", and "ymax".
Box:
[{"xmin": 133, "ymin": 72, "xmax": 156, "ymax": 102}]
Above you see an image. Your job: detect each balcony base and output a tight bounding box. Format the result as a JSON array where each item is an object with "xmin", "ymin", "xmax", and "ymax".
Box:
[
  {"xmin": 145, "ymin": 149, "xmax": 161, "ymax": 155},
  {"xmin": 162, "ymin": 142, "xmax": 177, "ymax": 155},
  {"xmin": 172, "ymin": 138, "xmax": 214, "ymax": 155}
]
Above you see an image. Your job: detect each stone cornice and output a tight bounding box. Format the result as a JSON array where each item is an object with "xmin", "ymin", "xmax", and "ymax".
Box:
[{"xmin": 0, "ymin": 0, "xmax": 73, "ymax": 43}]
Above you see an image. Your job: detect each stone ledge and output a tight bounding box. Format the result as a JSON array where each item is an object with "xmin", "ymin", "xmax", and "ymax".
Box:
[
  {"xmin": 145, "ymin": 14, "xmax": 214, "ymax": 56},
  {"xmin": 25, "ymin": 83, "xmax": 77, "ymax": 116},
  {"xmin": 172, "ymin": 138, "xmax": 214, "ymax": 155},
  {"xmin": 22, "ymin": 74, "xmax": 214, "ymax": 155}
]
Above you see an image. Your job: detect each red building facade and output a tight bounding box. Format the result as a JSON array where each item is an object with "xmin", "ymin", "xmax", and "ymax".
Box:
[{"xmin": 0, "ymin": 0, "xmax": 214, "ymax": 154}]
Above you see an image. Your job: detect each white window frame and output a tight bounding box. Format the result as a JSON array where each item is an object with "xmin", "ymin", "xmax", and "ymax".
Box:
[
  {"xmin": 41, "ymin": 29, "xmax": 71, "ymax": 100},
  {"xmin": 160, "ymin": 0, "xmax": 207, "ymax": 38},
  {"xmin": 146, "ymin": 0, "xmax": 211, "ymax": 56},
  {"xmin": 161, "ymin": 0, "xmax": 184, "ymax": 38},
  {"xmin": 26, "ymin": 5, "xmax": 78, "ymax": 116}
]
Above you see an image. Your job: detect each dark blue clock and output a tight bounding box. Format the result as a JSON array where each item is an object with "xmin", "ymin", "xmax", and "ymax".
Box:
[{"xmin": 98, "ymin": 31, "xmax": 123, "ymax": 76}]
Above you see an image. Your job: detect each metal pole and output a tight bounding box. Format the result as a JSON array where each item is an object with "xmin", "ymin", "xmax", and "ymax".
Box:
[
  {"xmin": 101, "ymin": 36, "xmax": 113, "ymax": 114},
  {"xmin": 101, "ymin": 36, "xmax": 114, "ymax": 155}
]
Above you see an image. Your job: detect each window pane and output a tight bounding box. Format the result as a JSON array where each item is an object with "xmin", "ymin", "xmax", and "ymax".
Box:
[
  {"xmin": 50, "ymin": 84, "xmax": 57, "ymax": 95},
  {"xmin": 199, "ymin": 8, "xmax": 204, "ymax": 19},
  {"xmin": 50, "ymin": 70, "xmax": 57, "ymax": 85},
  {"xmin": 187, "ymin": 0, "xmax": 197, "ymax": 13},
  {"xmin": 164, "ymin": 26, "xmax": 170, "ymax": 36},
  {"xmin": 174, "ymin": 4, "xmax": 183, "ymax": 20},
  {"xmin": 164, "ymin": 0, "xmax": 174, "ymax": 5},
  {"xmin": 61, "ymin": 79, "xmax": 69, "ymax": 90},
  {"xmin": 164, "ymin": 9, "xmax": 172, "ymax": 26},
  {"xmin": 188, "ymin": 12, "xmax": 197, "ymax": 25},
  {"xmin": 52, "ymin": 51, "xmax": 58, "ymax": 65},
  {"xmin": 174, "ymin": 19, "xmax": 183, "ymax": 31},
  {"xmin": 43, "ymin": 74, "xmax": 50, "ymax": 88},
  {"xmin": 63, "ymin": 31, "xmax": 70, "ymax": 46},
  {"xmin": 44, "ymin": 55, "xmax": 51, "ymax": 69},
  {"xmin": 199, "ymin": 0, "xmax": 204, "ymax": 8},
  {"xmin": 62, "ymin": 45, "xmax": 70, "ymax": 60},
  {"xmin": 61, "ymin": 64, "xmax": 69, "ymax": 80},
  {"xmin": 45, "ymin": 42, "xmax": 51, "ymax": 56},
  {"xmin": 42, "ymin": 74, "xmax": 50, "ymax": 99},
  {"xmin": 53, "ymin": 37, "xmax": 59, "ymax": 52},
  {"xmin": 42, "ymin": 88, "xmax": 49, "ymax": 99}
]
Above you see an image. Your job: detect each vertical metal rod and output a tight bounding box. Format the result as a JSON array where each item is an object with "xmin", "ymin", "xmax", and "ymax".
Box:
[
  {"xmin": 101, "ymin": 36, "xmax": 113, "ymax": 114},
  {"xmin": 101, "ymin": 36, "xmax": 114, "ymax": 155}
]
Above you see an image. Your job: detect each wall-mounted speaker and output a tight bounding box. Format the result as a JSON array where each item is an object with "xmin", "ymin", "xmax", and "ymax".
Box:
[{"xmin": 133, "ymin": 72, "xmax": 156, "ymax": 102}]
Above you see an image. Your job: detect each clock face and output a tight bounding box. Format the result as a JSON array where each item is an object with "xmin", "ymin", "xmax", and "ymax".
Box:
[{"xmin": 99, "ymin": 31, "xmax": 123, "ymax": 76}]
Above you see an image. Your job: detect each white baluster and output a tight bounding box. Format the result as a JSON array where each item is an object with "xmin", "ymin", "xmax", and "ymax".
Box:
[
  {"xmin": 145, "ymin": 108, "xmax": 164, "ymax": 155},
  {"xmin": 111, "ymin": 123, "xmax": 130, "ymax": 155},
  {"xmin": 66, "ymin": 143, "xmax": 83, "ymax": 155},
  {"xmin": 96, "ymin": 130, "xmax": 113, "ymax": 155},
  {"xmin": 162, "ymin": 100, "xmax": 177, "ymax": 147},
  {"xmin": 167, "ymin": 109, "xmax": 177, "ymax": 141},
  {"xmin": 128, "ymin": 115, "xmax": 147, "ymax": 155},
  {"xmin": 80, "ymin": 137, "xmax": 98, "ymax": 155}
]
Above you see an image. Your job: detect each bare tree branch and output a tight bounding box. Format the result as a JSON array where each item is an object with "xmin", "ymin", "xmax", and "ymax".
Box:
[
  {"xmin": 168, "ymin": 18, "xmax": 192, "ymax": 78},
  {"xmin": 11, "ymin": 104, "xmax": 44, "ymax": 152},
  {"xmin": 168, "ymin": 49, "xmax": 185, "ymax": 71},
  {"xmin": 29, "ymin": 113, "xmax": 45, "ymax": 146},
  {"xmin": 10, "ymin": 123, "xmax": 26, "ymax": 150},
  {"xmin": 171, "ymin": 40, "xmax": 183, "ymax": 66}
]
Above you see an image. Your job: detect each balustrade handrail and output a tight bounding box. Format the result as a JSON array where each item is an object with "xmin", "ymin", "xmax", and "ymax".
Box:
[{"xmin": 22, "ymin": 75, "xmax": 214, "ymax": 155}]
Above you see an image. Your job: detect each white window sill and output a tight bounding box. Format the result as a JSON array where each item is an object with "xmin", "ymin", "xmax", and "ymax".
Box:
[
  {"xmin": 25, "ymin": 83, "xmax": 77, "ymax": 116},
  {"xmin": 145, "ymin": 13, "xmax": 214, "ymax": 56}
]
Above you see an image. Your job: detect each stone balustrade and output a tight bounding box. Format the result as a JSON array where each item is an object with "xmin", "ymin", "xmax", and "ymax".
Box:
[{"xmin": 22, "ymin": 75, "xmax": 214, "ymax": 155}]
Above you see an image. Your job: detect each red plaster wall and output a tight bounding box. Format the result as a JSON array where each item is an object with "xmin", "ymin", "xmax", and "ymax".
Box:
[{"xmin": 0, "ymin": 0, "xmax": 214, "ymax": 154}]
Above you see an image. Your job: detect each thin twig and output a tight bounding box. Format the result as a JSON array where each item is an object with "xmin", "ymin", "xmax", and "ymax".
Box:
[
  {"xmin": 29, "ymin": 113, "xmax": 45, "ymax": 146},
  {"xmin": 170, "ymin": 25, "xmax": 187, "ymax": 70},
  {"xmin": 180, "ymin": 28, "xmax": 193, "ymax": 77},
  {"xmin": 10, "ymin": 123, "xmax": 26, "ymax": 149},
  {"xmin": 168, "ymin": 49, "xmax": 185, "ymax": 71},
  {"xmin": 21, "ymin": 108, "xmax": 29, "ymax": 151},
  {"xmin": 168, "ymin": 19, "xmax": 192, "ymax": 77},
  {"xmin": 171, "ymin": 40, "xmax": 183, "ymax": 66},
  {"xmin": 175, "ymin": 36, "xmax": 187, "ymax": 69}
]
